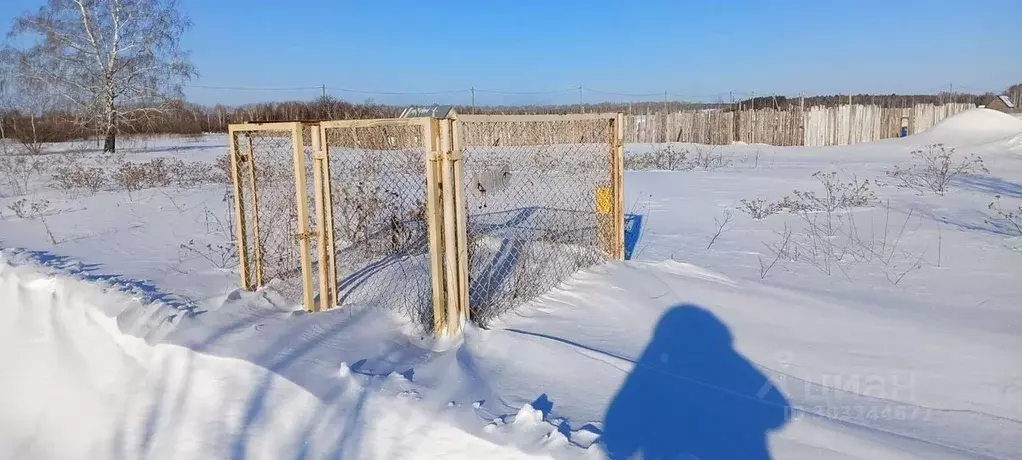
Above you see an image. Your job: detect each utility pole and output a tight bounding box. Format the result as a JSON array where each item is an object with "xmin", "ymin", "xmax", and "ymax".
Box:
[
  {"xmin": 949, "ymin": 82, "xmax": 954, "ymax": 104},
  {"xmin": 579, "ymin": 85, "xmax": 584, "ymax": 113},
  {"xmin": 471, "ymin": 87, "xmax": 475, "ymax": 113}
]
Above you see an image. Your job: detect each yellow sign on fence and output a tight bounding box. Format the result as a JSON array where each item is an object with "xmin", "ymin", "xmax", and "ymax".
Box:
[{"xmin": 596, "ymin": 186, "xmax": 613, "ymax": 215}]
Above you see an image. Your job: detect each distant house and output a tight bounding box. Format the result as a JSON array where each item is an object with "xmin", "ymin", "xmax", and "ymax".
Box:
[
  {"xmin": 983, "ymin": 95, "xmax": 1016, "ymax": 112},
  {"xmin": 399, "ymin": 105, "xmax": 457, "ymax": 118}
]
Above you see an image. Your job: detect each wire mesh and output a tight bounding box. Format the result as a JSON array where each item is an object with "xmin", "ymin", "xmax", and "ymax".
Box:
[
  {"xmin": 233, "ymin": 128, "xmax": 306, "ymax": 302},
  {"xmin": 324, "ymin": 122, "xmax": 434, "ymax": 326},
  {"xmin": 457, "ymin": 117, "xmax": 615, "ymax": 325}
]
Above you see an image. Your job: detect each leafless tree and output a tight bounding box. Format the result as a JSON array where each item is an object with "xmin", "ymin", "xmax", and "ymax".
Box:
[
  {"xmin": 0, "ymin": 76, "xmax": 58, "ymax": 155},
  {"xmin": 1006, "ymin": 83, "xmax": 1022, "ymax": 109},
  {"xmin": 0, "ymin": 73, "xmax": 11, "ymax": 155},
  {"xmin": 3, "ymin": 0, "xmax": 195, "ymax": 153}
]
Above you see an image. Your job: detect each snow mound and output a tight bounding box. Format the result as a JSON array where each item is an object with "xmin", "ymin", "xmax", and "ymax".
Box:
[
  {"xmin": 0, "ymin": 259, "xmax": 559, "ymax": 460},
  {"xmin": 918, "ymin": 108, "xmax": 1022, "ymax": 144}
]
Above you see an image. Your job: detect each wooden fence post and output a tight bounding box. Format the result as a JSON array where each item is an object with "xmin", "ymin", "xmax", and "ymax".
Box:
[
  {"xmin": 439, "ymin": 118, "xmax": 464, "ymax": 335},
  {"xmin": 244, "ymin": 133, "xmax": 264, "ymax": 288},
  {"xmin": 291, "ymin": 123, "xmax": 315, "ymax": 311},
  {"xmin": 310, "ymin": 124, "xmax": 331, "ymax": 312},
  {"xmin": 451, "ymin": 117, "xmax": 469, "ymax": 322},
  {"xmin": 613, "ymin": 113, "xmax": 626, "ymax": 260},
  {"xmin": 321, "ymin": 128, "xmax": 338, "ymax": 307},
  {"xmin": 424, "ymin": 118, "xmax": 449, "ymax": 334},
  {"xmin": 227, "ymin": 127, "xmax": 251, "ymax": 290}
]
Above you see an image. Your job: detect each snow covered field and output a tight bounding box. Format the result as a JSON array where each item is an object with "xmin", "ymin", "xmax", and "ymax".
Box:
[{"xmin": 2, "ymin": 109, "xmax": 1021, "ymax": 459}]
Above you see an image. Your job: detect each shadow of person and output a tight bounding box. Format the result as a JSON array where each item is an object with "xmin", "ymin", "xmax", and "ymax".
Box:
[{"xmin": 601, "ymin": 305, "xmax": 790, "ymax": 460}]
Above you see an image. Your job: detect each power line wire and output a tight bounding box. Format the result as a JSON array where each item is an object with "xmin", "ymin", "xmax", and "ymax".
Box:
[
  {"xmin": 184, "ymin": 84, "xmax": 321, "ymax": 91},
  {"xmin": 474, "ymin": 88, "xmax": 577, "ymax": 95},
  {"xmin": 184, "ymin": 84, "xmax": 471, "ymax": 95},
  {"xmin": 327, "ymin": 87, "xmax": 469, "ymax": 95},
  {"xmin": 583, "ymin": 88, "xmax": 662, "ymax": 97}
]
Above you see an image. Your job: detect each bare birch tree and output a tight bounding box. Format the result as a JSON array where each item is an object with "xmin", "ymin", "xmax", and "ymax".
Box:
[
  {"xmin": 3, "ymin": 0, "xmax": 195, "ymax": 153},
  {"xmin": 1007, "ymin": 83, "xmax": 1022, "ymax": 108},
  {"xmin": 0, "ymin": 73, "xmax": 11, "ymax": 155}
]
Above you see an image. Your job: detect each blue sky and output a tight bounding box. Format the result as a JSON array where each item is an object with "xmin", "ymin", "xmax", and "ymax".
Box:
[{"xmin": 3, "ymin": 0, "xmax": 1020, "ymax": 106}]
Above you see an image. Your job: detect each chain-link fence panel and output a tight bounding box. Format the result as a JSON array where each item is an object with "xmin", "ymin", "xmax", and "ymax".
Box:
[
  {"xmin": 230, "ymin": 124, "xmax": 312, "ymax": 304},
  {"xmin": 322, "ymin": 120, "xmax": 436, "ymax": 327},
  {"xmin": 455, "ymin": 114, "xmax": 618, "ymax": 325}
]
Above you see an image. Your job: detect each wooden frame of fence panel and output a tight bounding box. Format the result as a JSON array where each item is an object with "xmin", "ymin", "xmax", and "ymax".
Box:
[
  {"xmin": 439, "ymin": 118, "xmax": 463, "ymax": 335},
  {"xmin": 424, "ymin": 118, "xmax": 449, "ymax": 334},
  {"xmin": 244, "ymin": 133, "xmax": 264, "ymax": 287},
  {"xmin": 612, "ymin": 113, "xmax": 626, "ymax": 260},
  {"xmin": 236, "ymin": 121, "xmax": 304, "ymax": 132},
  {"xmin": 321, "ymin": 128, "xmax": 338, "ymax": 309},
  {"xmin": 312, "ymin": 159, "xmax": 327, "ymax": 312},
  {"xmin": 456, "ymin": 113, "xmax": 620, "ymax": 124},
  {"xmin": 226, "ymin": 128, "xmax": 251, "ymax": 290},
  {"xmin": 310, "ymin": 125, "xmax": 330, "ymax": 312},
  {"xmin": 319, "ymin": 118, "xmax": 432, "ymax": 130},
  {"xmin": 289, "ymin": 122, "xmax": 315, "ymax": 311},
  {"xmin": 450, "ymin": 117, "xmax": 469, "ymax": 322}
]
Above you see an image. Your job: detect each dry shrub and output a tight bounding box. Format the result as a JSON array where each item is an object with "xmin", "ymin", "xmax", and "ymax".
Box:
[
  {"xmin": 775, "ymin": 195, "xmax": 813, "ymax": 213},
  {"xmin": 624, "ymin": 144, "xmax": 691, "ymax": 171},
  {"xmin": 988, "ymin": 196, "xmax": 1022, "ymax": 236},
  {"xmin": 113, "ymin": 157, "xmax": 225, "ymax": 192},
  {"xmin": 739, "ymin": 172, "xmax": 874, "ymax": 220},
  {"xmin": 738, "ymin": 198, "xmax": 779, "ymax": 219},
  {"xmin": 624, "ymin": 145, "xmax": 733, "ymax": 171},
  {"xmin": 214, "ymin": 154, "xmax": 232, "ymax": 184},
  {"xmin": 887, "ymin": 144, "xmax": 988, "ymax": 195},
  {"xmin": 166, "ymin": 159, "xmax": 227, "ymax": 187},
  {"xmin": 179, "ymin": 199, "xmax": 238, "ymax": 270},
  {"xmin": 52, "ymin": 164, "xmax": 108, "ymax": 195},
  {"xmin": 7, "ymin": 198, "xmax": 48, "ymax": 219},
  {"xmin": 114, "ymin": 158, "xmax": 172, "ymax": 191},
  {"xmin": 689, "ymin": 146, "xmax": 732, "ymax": 170},
  {"xmin": 0, "ymin": 154, "xmax": 46, "ymax": 196},
  {"xmin": 7, "ymin": 198, "xmax": 58, "ymax": 244},
  {"xmin": 789, "ymin": 171, "xmax": 877, "ymax": 213}
]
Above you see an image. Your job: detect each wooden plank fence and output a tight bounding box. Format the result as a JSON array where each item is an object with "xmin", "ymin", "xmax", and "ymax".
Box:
[{"xmin": 622, "ymin": 102, "xmax": 975, "ymax": 146}]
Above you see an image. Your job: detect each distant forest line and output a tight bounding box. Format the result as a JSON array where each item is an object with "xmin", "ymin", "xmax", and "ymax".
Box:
[{"xmin": 2, "ymin": 86, "xmax": 1018, "ymax": 144}]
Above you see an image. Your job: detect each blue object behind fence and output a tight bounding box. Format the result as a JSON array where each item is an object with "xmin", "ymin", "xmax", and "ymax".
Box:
[{"xmin": 624, "ymin": 214, "xmax": 644, "ymax": 260}]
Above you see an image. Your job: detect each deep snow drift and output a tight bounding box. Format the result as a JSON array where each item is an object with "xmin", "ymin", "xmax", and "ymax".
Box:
[
  {"xmin": 0, "ymin": 259, "xmax": 559, "ymax": 460},
  {"xmin": 918, "ymin": 107, "xmax": 1022, "ymax": 144},
  {"xmin": 2, "ymin": 109, "xmax": 1021, "ymax": 459}
]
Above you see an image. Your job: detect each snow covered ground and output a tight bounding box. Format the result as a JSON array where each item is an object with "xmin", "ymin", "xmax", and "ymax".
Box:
[{"xmin": 2, "ymin": 109, "xmax": 1021, "ymax": 459}]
